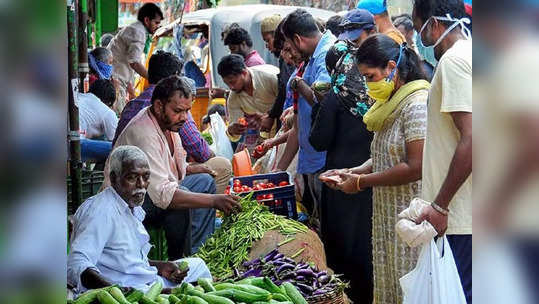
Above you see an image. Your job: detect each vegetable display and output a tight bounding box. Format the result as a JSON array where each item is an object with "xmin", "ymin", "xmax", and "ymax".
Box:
[
  {"xmin": 172, "ymin": 279, "xmax": 308, "ymax": 304},
  {"xmin": 229, "ymin": 179, "xmax": 288, "ymax": 194},
  {"xmin": 72, "ymin": 282, "xmax": 179, "ymax": 304},
  {"xmin": 71, "ymin": 286, "xmax": 118, "ymax": 304},
  {"xmin": 237, "ymin": 249, "xmax": 347, "ymax": 298},
  {"xmin": 195, "ymin": 194, "xmax": 308, "ymax": 279}
]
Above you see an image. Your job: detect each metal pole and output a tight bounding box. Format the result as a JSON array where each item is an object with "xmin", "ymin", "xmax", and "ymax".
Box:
[
  {"xmin": 78, "ymin": 0, "xmax": 89, "ymax": 92},
  {"xmin": 68, "ymin": 0, "xmax": 83, "ymax": 209},
  {"xmin": 96, "ymin": 0, "xmax": 102, "ymax": 46}
]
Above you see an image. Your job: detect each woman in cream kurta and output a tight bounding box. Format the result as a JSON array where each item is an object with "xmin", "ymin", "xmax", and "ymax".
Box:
[
  {"xmin": 370, "ymin": 90, "xmax": 427, "ymax": 304},
  {"xmin": 323, "ymin": 89, "xmax": 428, "ymax": 304},
  {"xmin": 320, "ymin": 35, "xmax": 430, "ymax": 304}
]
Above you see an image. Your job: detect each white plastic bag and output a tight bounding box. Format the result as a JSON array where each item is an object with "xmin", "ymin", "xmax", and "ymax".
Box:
[
  {"xmin": 209, "ymin": 113, "xmax": 234, "ymax": 160},
  {"xmin": 400, "ymin": 236, "xmax": 466, "ymax": 304}
]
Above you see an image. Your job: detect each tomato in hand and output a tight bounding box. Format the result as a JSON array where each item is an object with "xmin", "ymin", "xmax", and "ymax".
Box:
[{"xmin": 238, "ymin": 117, "xmax": 248, "ymax": 127}]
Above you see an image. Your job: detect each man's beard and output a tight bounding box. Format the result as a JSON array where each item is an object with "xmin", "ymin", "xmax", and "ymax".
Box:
[
  {"xmin": 161, "ymin": 106, "xmax": 185, "ymax": 131},
  {"xmin": 131, "ymin": 189, "xmax": 147, "ymax": 207},
  {"xmin": 165, "ymin": 119, "xmax": 185, "ymax": 131}
]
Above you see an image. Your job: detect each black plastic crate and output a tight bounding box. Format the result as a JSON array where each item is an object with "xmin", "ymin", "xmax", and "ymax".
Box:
[
  {"xmin": 229, "ymin": 172, "xmax": 297, "ymax": 219},
  {"xmin": 67, "ymin": 170, "xmax": 105, "ymax": 214}
]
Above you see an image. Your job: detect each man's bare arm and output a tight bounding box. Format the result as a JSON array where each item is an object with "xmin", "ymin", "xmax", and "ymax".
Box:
[
  {"xmin": 434, "ymin": 112, "xmax": 472, "ymax": 209},
  {"xmin": 275, "ymin": 115, "xmax": 299, "ymax": 171},
  {"xmin": 129, "ymin": 62, "xmax": 149, "ymax": 80},
  {"xmin": 80, "ymin": 268, "xmax": 112, "ymax": 290}
]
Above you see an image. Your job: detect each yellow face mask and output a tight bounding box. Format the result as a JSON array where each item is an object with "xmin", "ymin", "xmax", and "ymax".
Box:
[
  {"xmin": 366, "ymin": 79, "xmax": 395, "ymax": 103},
  {"xmin": 365, "ymin": 45, "xmax": 404, "ymax": 103}
]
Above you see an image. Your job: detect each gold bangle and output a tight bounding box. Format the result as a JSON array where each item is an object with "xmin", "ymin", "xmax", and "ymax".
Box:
[{"xmin": 356, "ymin": 174, "xmax": 365, "ymax": 192}]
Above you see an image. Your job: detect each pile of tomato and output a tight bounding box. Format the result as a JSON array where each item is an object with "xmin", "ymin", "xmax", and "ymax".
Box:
[{"xmin": 225, "ymin": 179, "xmax": 290, "ymax": 204}]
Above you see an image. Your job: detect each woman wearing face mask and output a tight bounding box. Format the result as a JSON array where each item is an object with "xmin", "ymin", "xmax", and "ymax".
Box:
[
  {"xmin": 327, "ymin": 34, "xmax": 430, "ymax": 304},
  {"xmin": 311, "ymin": 39, "xmax": 374, "ymax": 304}
]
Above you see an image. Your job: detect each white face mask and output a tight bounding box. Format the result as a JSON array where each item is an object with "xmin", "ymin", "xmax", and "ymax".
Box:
[{"xmin": 419, "ymin": 14, "xmax": 471, "ymax": 48}]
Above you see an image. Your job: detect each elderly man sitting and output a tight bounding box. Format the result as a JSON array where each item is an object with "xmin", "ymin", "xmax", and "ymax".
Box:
[{"xmin": 67, "ymin": 146, "xmax": 211, "ymax": 294}]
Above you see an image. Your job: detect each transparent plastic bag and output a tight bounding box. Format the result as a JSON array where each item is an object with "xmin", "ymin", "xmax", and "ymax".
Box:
[{"xmin": 209, "ymin": 113, "xmax": 233, "ymax": 160}]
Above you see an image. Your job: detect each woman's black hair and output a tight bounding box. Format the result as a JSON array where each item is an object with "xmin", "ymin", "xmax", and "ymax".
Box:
[{"xmin": 356, "ymin": 34, "xmax": 427, "ymax": 83}]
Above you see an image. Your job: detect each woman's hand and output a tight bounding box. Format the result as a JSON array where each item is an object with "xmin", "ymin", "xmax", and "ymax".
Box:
[
  {"xmin": 319, "ymin": 169, "xmax": 348, "ymax": 190},
  {"xmin": 336, "ymin": 172, "xmax": 362, "ymax": 194}
]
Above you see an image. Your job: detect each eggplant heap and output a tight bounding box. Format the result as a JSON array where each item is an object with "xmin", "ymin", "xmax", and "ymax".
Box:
[
  {"xmin": 238, "ymin": 249, "xmax": 348, "ymax": 298},
  {"xmin": 195, "ymin": 194, "xmax": 308, "ymax": 280}
]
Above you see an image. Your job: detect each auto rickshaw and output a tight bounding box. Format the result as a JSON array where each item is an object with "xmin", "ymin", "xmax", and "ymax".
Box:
[{"xmin": 136, "ymin": 4, "xmax": 335, "ymax": 129}]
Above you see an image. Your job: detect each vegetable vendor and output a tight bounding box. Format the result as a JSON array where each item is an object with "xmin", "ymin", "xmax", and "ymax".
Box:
[
  {"xmin": 105, "ymin": 75, "xmax": 241, "ymax": 259},
  {"xmin": 68, "ymin": 146, "xmax": 212, "ymax": 295}
]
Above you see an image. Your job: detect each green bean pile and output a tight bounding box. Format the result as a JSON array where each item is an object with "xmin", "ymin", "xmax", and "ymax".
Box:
[{"xmin": 195, "ymin": 194, "xmax": 308, "ymax": 280}]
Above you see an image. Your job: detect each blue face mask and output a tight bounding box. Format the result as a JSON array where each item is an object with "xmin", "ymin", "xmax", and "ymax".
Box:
[
  {"xmin": 88, "ymin": 53, "xmax": 113, "ymax": 80},
  {"xmin": 415, "ymin": 30, "xmax": 437, "ymax": 67},
  {"xmin": 96, "ymin": 61, "xmax": 113, "ymax": 79}
]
